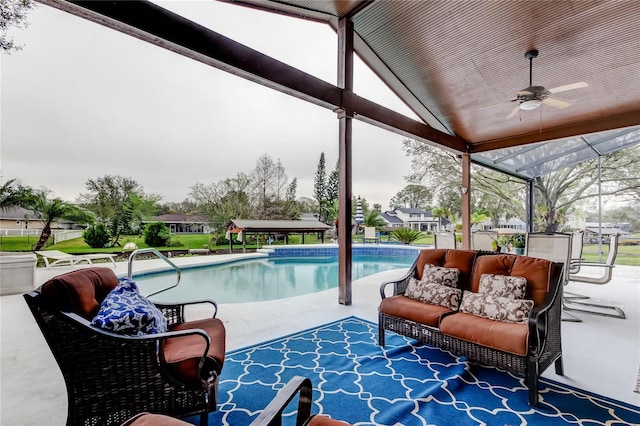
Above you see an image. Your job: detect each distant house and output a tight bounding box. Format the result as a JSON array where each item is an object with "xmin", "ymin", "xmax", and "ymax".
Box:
[
  {"xmin": 0, "ymin": 207, "xmax": 79, "ymax": 232},
  {"xmin": 150, "ymin": 214, "xmax": 212, "ymax": 234},
  {"xmin": 380, "ymin": 208, "xmax": 447, "ymax": 232}
]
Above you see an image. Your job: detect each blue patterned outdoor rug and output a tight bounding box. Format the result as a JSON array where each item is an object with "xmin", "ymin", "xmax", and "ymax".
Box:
[{"xmin": 186, "ymin": 316, "xmax": 639, "ymax": 425}]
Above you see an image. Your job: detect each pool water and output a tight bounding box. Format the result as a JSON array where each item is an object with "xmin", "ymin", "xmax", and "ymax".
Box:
[{"xmin": 134, "ymin": 254, "xmax": 416, "ymax": 304}]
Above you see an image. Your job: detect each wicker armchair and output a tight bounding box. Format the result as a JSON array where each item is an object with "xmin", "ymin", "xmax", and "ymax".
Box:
[
  {"xmin": 250, "ymin": 376, "xmax": 350, "ymax": 426},
  {"xmin": 23, "ymin": 267, "xmax": 225, "ymax": 426}
]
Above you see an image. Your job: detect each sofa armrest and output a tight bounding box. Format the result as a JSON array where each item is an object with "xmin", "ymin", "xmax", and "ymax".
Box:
[
  {"xmin": 379, "ymin": 267, "xmax": 415, "ymax": 299},
  {"xmin": 527, "ymin": 262, "xmax": 563, "ymax": 355}
]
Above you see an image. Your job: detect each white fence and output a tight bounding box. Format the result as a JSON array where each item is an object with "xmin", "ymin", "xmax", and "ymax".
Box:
[{"xmin": 0, "ymin": 229, "xmax": 83, "ymax": 244}]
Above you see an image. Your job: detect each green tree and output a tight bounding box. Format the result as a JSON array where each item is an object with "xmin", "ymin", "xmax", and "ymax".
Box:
[
  {"xmin": 390, "ymin": 184, "xmax": 432, "ymax": 209},
  {"xmin": 189, "ymin": 174, "xmax": 252, "ymax": 232},
  {"xmin": 403, "ymin": 139, "xmax": 640, "ymax": 232},
  {"xmin": 326, "ymin": 161, "xmax": 339, "ymax": 211},
  {"xmin": 1, "ymin": 0, "xmax": 34, "ymax": 53},
  {"xmin": 77, "ymin": 175, "xmax": 160, "ymax": 246},
  {"xmin": 363, "ymin": 210, "xmax": 386, "ymax": 228},
  {"xmin": 314, "ymin": 152, "xmax": 327, "ymax": 222},
  {"xmin": 0, "ymin": 178, "xmax": 33, "ymax": 210},
  {"xmin": 24, "ymin": 190, "xmax": 94, "ymax": 251}
]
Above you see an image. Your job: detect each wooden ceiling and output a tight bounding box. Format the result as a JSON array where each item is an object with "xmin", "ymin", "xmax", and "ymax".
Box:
[
  {"xmin": 40, "ymin": 0, "xmax": 640, "ymax": 156},
  {"xmin": 229, "ymin": 0, "xmax": 640, "ymax": 153}
]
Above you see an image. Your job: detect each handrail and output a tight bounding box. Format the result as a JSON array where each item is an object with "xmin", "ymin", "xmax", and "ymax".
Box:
[{"xmin": 127, "ymin": 248, "xmax": 181, "ymax": 298}]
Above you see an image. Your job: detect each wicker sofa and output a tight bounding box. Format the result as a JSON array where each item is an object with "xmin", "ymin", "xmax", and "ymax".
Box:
[{"xmin": 378, "ymin": 248, "xmax": 564, "ymax": 406}]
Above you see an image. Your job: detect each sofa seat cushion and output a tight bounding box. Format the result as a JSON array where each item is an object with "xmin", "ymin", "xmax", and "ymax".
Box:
[
  {"xmin": 380, "ymin": 295, "xmax": 452, "ymax": 327},
  {"xmin": 163, "ymin": 318, "xmax": 226, "ymax": 386},
  {"xmin": 440, "ymin": 312, "xmax": 529, "ymax": 356}
]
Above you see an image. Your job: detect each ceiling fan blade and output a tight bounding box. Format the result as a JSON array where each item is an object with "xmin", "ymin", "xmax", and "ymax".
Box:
[
  {"xmin": 479, "ymin": 99, "xmax": 513, "ymax": 110},
  {"xmin": 506, "ymin": 104, "xmax": 520, "ymax": 119},
  {"xmin": 548, "ymin": 81, "xmax": 588, "ymax": 94},
  {"xmin": 543, "ymin": 97, "xmax": 571, "ymax": 109}
]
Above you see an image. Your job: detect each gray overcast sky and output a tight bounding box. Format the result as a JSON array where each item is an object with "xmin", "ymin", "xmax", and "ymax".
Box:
[{"xmin": 1, "ymin": 0, "xmax": 418, "ymax": 208}]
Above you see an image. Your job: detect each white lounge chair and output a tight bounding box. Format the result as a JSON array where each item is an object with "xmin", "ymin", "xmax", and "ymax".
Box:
[{"xmin": 35, "ymin": 250, "xmax": 117, "ymax": 268}]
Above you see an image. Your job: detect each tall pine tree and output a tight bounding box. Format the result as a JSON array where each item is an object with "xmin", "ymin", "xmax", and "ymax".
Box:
[{"xmin": 314, "ymin": 153, "xmax": 327, "ymax": 222}]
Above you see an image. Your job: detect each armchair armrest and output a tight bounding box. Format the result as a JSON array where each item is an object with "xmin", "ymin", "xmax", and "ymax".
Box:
[
  {"xmin": 250, "ymin": 376, "xmax": 313, "ymax": 426},
  {"xmin": 64, "ymin": 311, "xmax": 213, "ymax": 372},
  {"xmin": 153, "ymin": 299, "xmax": 219, "ymax": 324}
]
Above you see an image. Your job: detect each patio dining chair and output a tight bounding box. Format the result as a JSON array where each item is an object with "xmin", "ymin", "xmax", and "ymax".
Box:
[
  {"xmin": 564, "ymin": 234, "xmax": 624, "ymax": 319},
  {"xmin": 434, "ymin": 232, "xmax": 456, "ymax": 249},
  {"xmin": 471, "ymin": 230, "xmax": 498, "ymax": 251},
  {"xmin": 525, "ymin": 232, "xmax": 579, "ymax": 322},
  {"xmin": 23, "ymin": 267, "xmax": 226, "ymax": 426}
]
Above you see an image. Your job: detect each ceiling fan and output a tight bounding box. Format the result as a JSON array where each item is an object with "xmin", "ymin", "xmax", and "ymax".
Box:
[{"xmin": 483, "ymin": 49, "xmax": 588, "ymax": 119}]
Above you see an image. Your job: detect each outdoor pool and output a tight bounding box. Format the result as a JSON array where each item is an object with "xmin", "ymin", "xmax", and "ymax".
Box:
[{"xmin": 134, "ymin": 252, "xmax": 418, "ymax": 304}]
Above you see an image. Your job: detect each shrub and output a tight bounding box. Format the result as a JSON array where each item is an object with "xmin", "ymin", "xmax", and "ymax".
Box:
[
  {"xmin": 212, "ymin": 234, "xmax": 229, "ymax": 246},
  {"xmin": 83, "ymin": 223, "xmax": 111, "ymax": 248},
  {"xmin": 143, "ymin": 222, "xmax": 171, "ymax": 247},
  {"xmin": 390, "ymin": 228, "xmax": 424, "ymax": 244}
]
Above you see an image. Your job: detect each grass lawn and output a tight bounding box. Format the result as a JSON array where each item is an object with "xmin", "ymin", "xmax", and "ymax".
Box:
[{"xmin": 2, "ymin": 233, "xmax": 637, "ymax": 266}]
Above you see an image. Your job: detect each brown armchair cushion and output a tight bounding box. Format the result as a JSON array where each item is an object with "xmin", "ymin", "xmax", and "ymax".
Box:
[
  {"xmin": 163, "ymin": 318, "xmax": 226, "ymax": 386},
  {"xmin": 40, "ymin": 267, "xmax": 120, "ymax": 320}
]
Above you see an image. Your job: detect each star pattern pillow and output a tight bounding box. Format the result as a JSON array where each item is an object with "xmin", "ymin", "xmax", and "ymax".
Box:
[{"xmin": 92, "ymin": 277, "xmax": 167, "ymax": 336}]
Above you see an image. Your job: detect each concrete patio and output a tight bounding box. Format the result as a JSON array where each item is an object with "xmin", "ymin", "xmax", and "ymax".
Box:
[{"xmin": 1, "ymin": 254, "xmax": 638, "ymax": 425}]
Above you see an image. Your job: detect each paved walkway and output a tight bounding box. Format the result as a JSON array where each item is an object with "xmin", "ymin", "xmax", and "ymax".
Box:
[{"xmin": 1, "ymin": 255, "xmax": 638, "ymax": 425}]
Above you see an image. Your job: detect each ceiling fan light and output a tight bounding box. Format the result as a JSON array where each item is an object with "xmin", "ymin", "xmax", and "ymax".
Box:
[{"xmin": 520, "ymin": 99, "xmax": 542, "ymax": 110}]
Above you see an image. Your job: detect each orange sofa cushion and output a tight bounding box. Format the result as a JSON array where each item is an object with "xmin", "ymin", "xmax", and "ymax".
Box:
[
  {"xmin": 40, "ymin": 267, "xmax": 120, "ymax": 320},
  {"xmin": 380, "ymin": 295, "xmax": 452, "ymax": 327},
  {"xmin": 415, "ymin": 249, "xmax": 477, "ymax": 290},
  {"xmin": 471, "ymin": 254, "xmax": 552, "ymax": 306},
  {"xmin": 439, "ymin": 312, "xmax": 530, "ymax": 356}
]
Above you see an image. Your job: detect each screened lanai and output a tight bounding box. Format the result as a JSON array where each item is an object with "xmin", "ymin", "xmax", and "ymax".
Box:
[{"xmin": 37, "ymin": 0, "xmax": 640, "ymax": 304}]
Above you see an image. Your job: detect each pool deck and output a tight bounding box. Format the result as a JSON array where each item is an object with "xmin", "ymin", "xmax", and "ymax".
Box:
[{"xmin": 1, "ymin": 252, "xmax": 639, "ymax": 425}]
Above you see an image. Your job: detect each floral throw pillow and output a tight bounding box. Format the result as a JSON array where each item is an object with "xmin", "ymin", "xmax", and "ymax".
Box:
[
  {"xmin": 422, "ymin": 263, "xmax": 460, "ymax": 288},
  {"xmin": 478, "ymin": 273, "xmax": 527, "ymax": 299},
  {"xmin": 92, "ymin": 277, "xmax": 167, "ymax": 336},
  {"xmin": 459, "ymin": 291, "xmax": 534, "ymax": 324},
  {"xmin": 405, "ymin": 278, "xmax": 462, "ymax": 310}
]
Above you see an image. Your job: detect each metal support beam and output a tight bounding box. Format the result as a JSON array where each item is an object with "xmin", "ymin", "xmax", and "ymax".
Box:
[
  {"xmin": 337, "ymin": 17, "xmax": 354, "ymax": 305},
  {"xmin": 461, "ymin": 154, "xmax": 471, "ymax": 249},
  {"xmin": 527, "ymin": 179, "xmax": 534, "ymax": 233}
]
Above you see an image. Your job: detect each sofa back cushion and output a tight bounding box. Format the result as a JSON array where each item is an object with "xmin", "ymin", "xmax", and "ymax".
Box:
[
  {"xmin": 471, "ymin": 255, "xmax": 553, "ymax": 306},
  {"xmin": 40, "ymin": 267, "xmax": 120, "ymax": 320},
  {"xmin": 415, "ymin": 249, "xmax": 477, "ymax": 291}
]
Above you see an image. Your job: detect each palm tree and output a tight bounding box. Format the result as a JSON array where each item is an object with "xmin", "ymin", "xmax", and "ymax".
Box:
[
  {"xmin": 0, "ymin": 179, "xmax": 33, "ymax": 211},
  {"xmin": 363, "ymin": 210, "xmax": 386, "ymax": 228},
  {"xmin": 390, "ymin": 228, "xmax": 424, "ymax": 244},
  {"xmin": 24, "ymin": 190, "xmax": 94, "ymax": 251}
]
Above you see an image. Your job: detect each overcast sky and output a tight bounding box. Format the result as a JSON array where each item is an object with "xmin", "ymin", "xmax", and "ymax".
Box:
[{"xmin": 1, "ymin": 1, "xmax": 418, "ymax": 209}]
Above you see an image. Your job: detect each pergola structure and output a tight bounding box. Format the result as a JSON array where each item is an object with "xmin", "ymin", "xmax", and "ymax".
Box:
[
  {"xmin": 37, "ymin": 0, "xmax": 640, "ymax": 304},
  {"xmin": 226, "ymin": 219, "xmax": 332, "ymax": 250}
]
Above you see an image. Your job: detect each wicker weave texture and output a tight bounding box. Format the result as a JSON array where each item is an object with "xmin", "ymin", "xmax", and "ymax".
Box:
[{"xmin": 25, "ymin": 294, "xmax": 213, "ymax": 426}]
